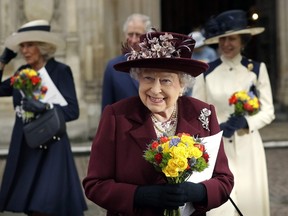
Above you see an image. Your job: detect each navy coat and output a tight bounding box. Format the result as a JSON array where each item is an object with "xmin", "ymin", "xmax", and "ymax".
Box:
[
  {"xmin": 101, "ymin": 55, "xmax": 139, "ymax": 111},
  {"xmin": 83, "ymin": 96, "xmax": 234, "ymax": 216},
  {"xmin": 0, "ymin": 58, "xmax": 87, "ymax": 215}
]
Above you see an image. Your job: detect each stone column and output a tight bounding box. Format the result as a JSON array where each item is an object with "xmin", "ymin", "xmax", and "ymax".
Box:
[
  {"xmin": 63, "ymin": 0, "xmax": 90, "ymax": 140},
  {"xmin": 0, "ymin": 0, "xmax": 162, "ymax": 144},
  {"xmin": 75, "ymin": 0, "xmax": 106, "ymax": 138},
  {"xmin": 76, "ymin": 0, "xmax": 161, "ymax": 138},
  {"xmin": 276, "ymin": 0, "xmax": 288, "ymax": 106}
]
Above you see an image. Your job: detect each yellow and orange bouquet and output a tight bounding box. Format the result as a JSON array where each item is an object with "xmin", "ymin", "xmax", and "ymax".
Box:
[
  {"xmin": 143, "ymin": 133, "xmax": 209, "ymax": 216},
  {"xmin": 10, "ymin": 68, "xmax": 47, "ymax": 121},
  {"xmin": 229, "ymin": 90, "xmax": 260, "ymax": 116}
]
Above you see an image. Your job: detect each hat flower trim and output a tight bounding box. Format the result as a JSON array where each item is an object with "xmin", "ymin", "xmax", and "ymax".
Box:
[
  {"xmin": 124, "ymin": 30, "xmax": 194, "ymax": 60},
  {"xmin": 198, "ymin": 108, "xmax": 211, "ymax": 131}
]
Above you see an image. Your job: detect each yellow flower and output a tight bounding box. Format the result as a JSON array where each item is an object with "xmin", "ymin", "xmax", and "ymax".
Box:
[
  {"xmin": 174, "ymin": 156, "xmax": 188, "ymax": 172},
  {"xmin": 185, "ymin": 141, "xmax": 195, "ymax": 151},
  {"xmin": 21, "ymin": 68, "xmax": 37, "ymax": 78},
  {"xmin": 163, "ymin": 159, "xmax": 180, "ymax": 177},
  {"xmin": 180, "ymin": 134, "xmax": 195, "ymax": 145},
  {"xmin": 170, "ymin": 143, "xmax": 188, "ymax": 158},
  {"xmin": 187, "ymin": 146, "xmax": 203, "ymax": 159},
  {"xmin": 28, "ymin": 69, "xmax": 38, "ymax": 77},
  {"xmin": 235, "ymin": 91, "xmax": 250, "ymax": 101},
  {"xmin": 163, "ymin": 156, "xmax": 188, "ymax": 177},
  {"xmin": 161, "ymin": 142, "xmax": 170, "ymax": 153},
  {"xmin": 249, "ymin": 97, "xmax": 260, "ymax": 109}
]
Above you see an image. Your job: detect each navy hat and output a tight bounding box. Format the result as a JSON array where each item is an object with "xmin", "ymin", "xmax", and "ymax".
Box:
[
  {"xmin": 114, "ymin": 30, "xmax": 208, "ymax": 77},
  {"xmin": 204, "ymin": 10, "xmax": 265, "ymax": 44}
]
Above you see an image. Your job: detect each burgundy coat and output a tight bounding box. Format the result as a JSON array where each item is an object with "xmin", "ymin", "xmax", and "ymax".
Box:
[{"xmin": 83, "ymin": 96, "xmax": 233, "ymax": 216}]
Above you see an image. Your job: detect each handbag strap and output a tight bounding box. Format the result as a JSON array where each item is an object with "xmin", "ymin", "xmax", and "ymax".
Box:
[
  {"xmin": 221, "ymin": 184, "xmax": 244, "ymax": 216},
  {"xmin": 229, "ymin": 196, "xmax": 243, "ymax": 216}
]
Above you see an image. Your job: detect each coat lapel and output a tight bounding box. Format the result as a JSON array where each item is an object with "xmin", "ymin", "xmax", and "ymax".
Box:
[
  {"xmin": 176, "ymin": 97, "xmax": 202, "ymax": 136},
  {"xmin": 127, "ymin": 103, "xmax": 157, "ymax": 152},
  {"xmin": 176, "ymin": 117, "xmax": 201, "ymax": 136}
]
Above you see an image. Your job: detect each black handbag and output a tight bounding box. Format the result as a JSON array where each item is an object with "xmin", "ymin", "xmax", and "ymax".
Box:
[{"xmin": 23, "ymin": 107, "xmax": 66, "ymax": 149}]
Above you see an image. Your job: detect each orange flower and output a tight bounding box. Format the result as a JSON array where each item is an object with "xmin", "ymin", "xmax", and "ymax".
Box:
[
  {"xmin": 229, "ymin": 94, "xmax": 238, "ymax": 105},
  {"xmin": 31, "ymin": 76, "xmax": 41, "ymax": 85},
  {"xmin": 229, "ymin": 89, "xmax": 260, "ymax": 116},
  {"xmin": 151, "ymin": 141, "xmax": 159, "ymax": 149},
  {"xmin": 194, "ymin": 143, "xmax": 205, "ymax": 152},
  {"xmin": 160, "ymin": 136, "xmax": 169, "ymax": 143},
  {"xmin": 243, "ymin": 102, "xmax": 254, "ymax": 112},
  {"xmin": 10, "ymin": 76, "xmax": 16, "ymax": 85}
]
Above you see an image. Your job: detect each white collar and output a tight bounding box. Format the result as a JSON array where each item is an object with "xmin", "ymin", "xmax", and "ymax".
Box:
[{"xmin": 221, "ymin": 53, "xmax": 242, "ymax": 65}]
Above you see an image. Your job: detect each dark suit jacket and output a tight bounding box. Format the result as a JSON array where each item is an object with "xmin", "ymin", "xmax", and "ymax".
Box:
[
  {"xmin": 101, "ymin": 55, "xmax": 139, "ymax": 111},
  {"xmin": 83, "ymin": 96, "xmax": 234, "ymax": 216}
]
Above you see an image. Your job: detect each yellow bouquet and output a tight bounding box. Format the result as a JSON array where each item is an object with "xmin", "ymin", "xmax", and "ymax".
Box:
[
  {"xmin": 143, "ymin": 133, "xmax": 209, "ymax": 216},
  {"xmin": 229, "ymin": 90, "xmax": 260, "ymax": 116},
  {"xmin": 10, "ymin": 68, "xmax": 47, "ymax": 121}
]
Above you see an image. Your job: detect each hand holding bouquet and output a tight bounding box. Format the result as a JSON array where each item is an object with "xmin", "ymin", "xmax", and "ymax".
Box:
[
  {"xmin": 228, "ymin": 89, "xmax": 260, "ymax": 116},
  {"xmin": 143, "ymin": 133, "xmax": 209, "ymax": 216},
  {"xmin": 221, "ymin": 88, "xmax": 260, "ymax": 137},
  {"xmin": 10, "ymin": 68, "xmax": 47, "ymax": 121}
]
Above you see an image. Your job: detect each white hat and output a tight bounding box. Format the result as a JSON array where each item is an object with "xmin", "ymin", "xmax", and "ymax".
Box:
[
  {"xmin": 188, "ymin": 31, "xmax": 205, "ymax": 48},
  {"xmin": 5, "ymin": 20, "xmax": 64, "ymax": 51}
]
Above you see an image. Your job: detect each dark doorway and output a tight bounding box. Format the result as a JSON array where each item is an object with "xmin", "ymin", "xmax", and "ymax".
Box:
[
  {"xmin": 161, "ymin": 0, "xmax": 278, "ymax": 100},
  {"xmin": 161, "ymin": 0, "xmax": 256, "ymax": 34}
]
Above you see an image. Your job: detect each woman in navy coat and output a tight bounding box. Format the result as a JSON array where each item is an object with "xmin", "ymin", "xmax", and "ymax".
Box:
[
  {"xmin": 0, "ymin": 20, "xmax": 87, "ymax": 216},
  {"xmin": 83, "ymin": 31, "xmax": 234, "ymax": 216}
]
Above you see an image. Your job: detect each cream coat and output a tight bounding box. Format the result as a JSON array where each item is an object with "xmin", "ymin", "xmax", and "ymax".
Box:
[{"xmin": 192, "ymin": 54, "xmax": 275, "ymax": 216}]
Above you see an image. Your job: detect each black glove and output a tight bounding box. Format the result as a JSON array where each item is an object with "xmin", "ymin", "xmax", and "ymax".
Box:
[
  {"xmin": 22, "ymin": 98, "xmax": 47, "ymax": 113},
  {"xmin": 178, "ymin": 182, "xmax": 207, "ymax": 203},
  {"xmin": 227, "ymin": 115, "xmax": 248, "ymax": 130},
  {"xmin": 134, "ymin": 184, "xmax": 186, "ymax": 209},
  {"xmin": 220, "ymin": 123, "xmax": 236, "ymax": 138},
  {"xmin": 0, "ymin": 47, "xmax": 17, "ymax": 64}
]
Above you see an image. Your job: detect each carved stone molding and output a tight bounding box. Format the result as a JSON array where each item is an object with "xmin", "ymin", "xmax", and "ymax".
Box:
[
  {"xmin": 24, "ymin": 0, "xmax": 54, "ymax": 21},
  {"xmin": 276, "ymin": 0, "xmax": 288, "ymax": 106}
]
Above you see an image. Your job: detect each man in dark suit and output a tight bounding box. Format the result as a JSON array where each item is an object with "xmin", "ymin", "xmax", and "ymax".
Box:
[{"xmin": 101, "ymin": 13, "xmax": 152, "ymax": 111}]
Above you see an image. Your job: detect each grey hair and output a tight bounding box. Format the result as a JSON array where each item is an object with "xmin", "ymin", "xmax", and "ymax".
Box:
[
  {"xmin": 130, "ymin": 68, "xmax": 196, "ymax": 93},
  {"xmin": 36, "ymin": 42, "xmax": 57, "ymax": 61},
  {"xmin": 123, "ymin": 13, "xmax": 152, "ymax": 33}
]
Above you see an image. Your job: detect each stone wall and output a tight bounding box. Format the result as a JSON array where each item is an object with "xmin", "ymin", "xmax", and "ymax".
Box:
[
  {"xmin": 0, "ymin": 0, "xmax": 161, "ymax": 147},
  {"xmin": 276, "ymin": 0, "xmax": 288, "ymax": 107}
]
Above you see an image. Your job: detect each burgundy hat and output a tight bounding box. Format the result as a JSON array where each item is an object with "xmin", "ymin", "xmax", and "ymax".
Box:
[{"xmin": 114, "ymin": 31, "xmax": 209, "ymax": 77}]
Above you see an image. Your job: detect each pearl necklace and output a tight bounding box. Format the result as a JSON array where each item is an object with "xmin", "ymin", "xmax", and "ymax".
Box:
[{"xmin": 151, "ymin": 106, "xmax": 178, "ymax": 137}]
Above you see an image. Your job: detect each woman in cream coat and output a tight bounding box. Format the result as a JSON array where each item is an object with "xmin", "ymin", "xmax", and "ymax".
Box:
[{"xmin": 192, "ymin": 10, "xmax": 275, "ymax": 216}]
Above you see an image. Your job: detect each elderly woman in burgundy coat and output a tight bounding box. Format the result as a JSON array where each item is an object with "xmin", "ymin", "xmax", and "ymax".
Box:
[{"xmin": 83, "ymin": 31, "xmax": 234, "ymax": 216}]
